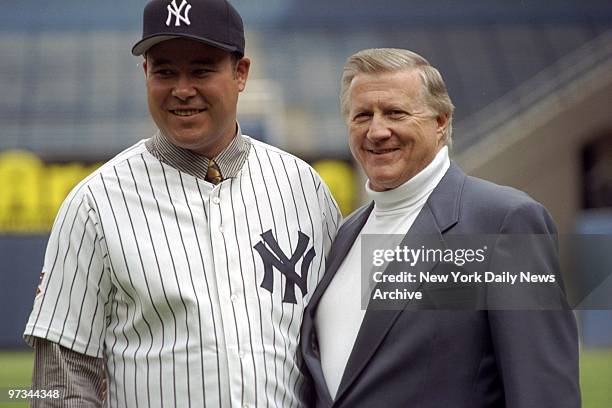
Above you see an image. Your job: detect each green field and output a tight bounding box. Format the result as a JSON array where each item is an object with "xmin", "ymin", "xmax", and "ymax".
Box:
[
  {"xmin": 580, "ymin": 349, "xmax": 612, "ymax": 407},
  {"xmin": 0, "ymin": 349, "xmax": 611, "ymax": 407},
  {"xmin": 0, "ymin": 352, "xmax": 34, "ymax": 407}
]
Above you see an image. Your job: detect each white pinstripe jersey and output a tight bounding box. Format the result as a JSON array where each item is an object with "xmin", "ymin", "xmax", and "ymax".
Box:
[{"xmin": 24, "ymin": 135, "xmax": 341, "ymax": 407}]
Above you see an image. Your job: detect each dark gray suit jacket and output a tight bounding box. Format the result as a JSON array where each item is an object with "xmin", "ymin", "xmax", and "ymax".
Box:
[{"xmin": 301, "ymin": 163, "xmax": 580, "ymax": 408}]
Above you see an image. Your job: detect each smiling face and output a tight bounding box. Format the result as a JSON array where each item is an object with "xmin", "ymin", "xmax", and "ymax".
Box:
[
  {"xmin": 144, "ymin": 38, "xmax": 250, "ymax": 157},
  {"xmin": 347, "ymin": 69, "xmax": 448, "ymax": 191}
]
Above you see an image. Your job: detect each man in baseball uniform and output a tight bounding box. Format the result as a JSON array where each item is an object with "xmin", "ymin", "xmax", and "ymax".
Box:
[{"xmin": 24, "ymin": 0, "xmax": 340, "ymax": 406}]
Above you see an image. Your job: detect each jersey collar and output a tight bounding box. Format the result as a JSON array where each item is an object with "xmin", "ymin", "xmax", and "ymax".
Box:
[{"xmin": 145, "ymin": 123, "xmax": 251, "ymax": 181}]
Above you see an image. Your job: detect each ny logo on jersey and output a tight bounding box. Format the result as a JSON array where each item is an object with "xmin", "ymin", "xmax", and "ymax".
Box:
[
  {"xmin": 254, "ymin": 229, "xmax": 316, "ymax": 304},
  {"xmin": 166, "ymin": 0, "xmax": 192, "ymax": 27}
]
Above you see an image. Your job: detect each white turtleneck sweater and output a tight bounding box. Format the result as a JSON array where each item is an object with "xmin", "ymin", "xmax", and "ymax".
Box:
[{"xmin": 315, "ymin": 146, "xmax": 450, "ymax": 398}]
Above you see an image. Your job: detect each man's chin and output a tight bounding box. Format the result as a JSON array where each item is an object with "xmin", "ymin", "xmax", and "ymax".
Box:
[
  {"xmin": 163, "ymin": 131, "xmax": 207, "ymax": 149},
  {"xmin": 368, "ymin": 178, "xmax": 401, "ymax": 192}
]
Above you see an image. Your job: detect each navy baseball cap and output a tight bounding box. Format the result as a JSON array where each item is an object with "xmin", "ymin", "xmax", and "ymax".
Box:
[{"xmin": 132, "ymin": 0, "xmax": 245, "ymax": 56}]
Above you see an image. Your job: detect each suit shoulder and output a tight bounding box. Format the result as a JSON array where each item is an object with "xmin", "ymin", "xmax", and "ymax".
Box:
[
  {"xmin": 459, "ymin": 175, "xmax": 554, "ymax": 233},
  {"xmin": 463, "ymin": 175, "xmax": 544, "ymax": 212}
]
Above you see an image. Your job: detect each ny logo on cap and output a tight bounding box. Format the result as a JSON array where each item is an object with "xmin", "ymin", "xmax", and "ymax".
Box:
[{"xmin": 166, "ymin": 0, "xmax": 192, "ymax": 27}]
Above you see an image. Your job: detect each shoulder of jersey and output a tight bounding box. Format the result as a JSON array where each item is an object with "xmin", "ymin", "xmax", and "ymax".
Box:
[
  {"xmin": 247, "ymin": 136, "xmax": 319, "ymax": 175},
  {"xmin": 60, "ymin": 140, "xmax": 149, "ymax": 202}
]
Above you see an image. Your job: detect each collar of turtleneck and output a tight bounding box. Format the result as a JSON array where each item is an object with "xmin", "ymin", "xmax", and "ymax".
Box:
[{"xmin": 366, "ymin": 146, "xmax": 450, "ymax": 216}]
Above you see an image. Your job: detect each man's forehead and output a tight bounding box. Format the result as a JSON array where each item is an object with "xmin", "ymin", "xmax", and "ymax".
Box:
[
  {"xmin": 146, "ymin": 38, "xmax": 230, "ymax": 63},
  {"xmin": 349, "ymin": 70, "xmax": 424, "ymax": 103},
  {"xmin": 148, "ymin": 55, "xmax": 221, "ymax": 66},
  {"xmin": 352, "ymin": 69, "xmax": 421, "ymax": 89}
]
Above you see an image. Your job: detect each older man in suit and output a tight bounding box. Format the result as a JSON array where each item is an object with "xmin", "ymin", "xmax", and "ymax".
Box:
[{"xmin": 300, "ymin": 48, "xmax": 580, "ymax": 408}]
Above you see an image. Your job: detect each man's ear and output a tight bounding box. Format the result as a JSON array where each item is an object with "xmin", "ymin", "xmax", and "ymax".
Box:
[
  {"xmin": 142, "ymin": 57, "xmax": 148, "ymax": 77},
  {"xmin": 235, "ymin": 57, "xmax": 251, "ymax": 92},
  {"xmin": 436, "ymin": 113, "xmax": 449, "ymax": 142}
]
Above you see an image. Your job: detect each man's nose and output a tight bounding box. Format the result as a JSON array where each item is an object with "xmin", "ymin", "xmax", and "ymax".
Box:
[
  {"xmin": 172, "ymin": 76, "xmax": 197, "ymax": 101},
  {"xmin": 366, "ymin": 114, "xmax": 392, "ymax": 141}
]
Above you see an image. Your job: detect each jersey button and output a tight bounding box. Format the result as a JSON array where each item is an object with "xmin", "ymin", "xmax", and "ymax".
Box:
[
  {"xmin": 219, "ymin": 225, "xmax": 224, "ymax": 233},
  {"xmin": 230, "ymin": 294, "xmax": 238, "ymax": 302},
  {"xmin": 212, "ymin": 197, "xmax": 221, "ymax": 205},
  {"xmin": 239, "ymin": 351, "xmax": 246, "ymax": 359}
]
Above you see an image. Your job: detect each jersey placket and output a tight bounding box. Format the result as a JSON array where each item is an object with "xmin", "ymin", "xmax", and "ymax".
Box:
[{"xmin": 208, "ymin": 183, "xmax": 254, "ymax": 407}]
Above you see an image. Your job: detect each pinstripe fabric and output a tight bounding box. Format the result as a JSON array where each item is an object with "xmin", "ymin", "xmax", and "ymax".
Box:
[
  {"xmin": 31, "ymin": 338, "xmax": 106, "ymax": 407},
  {"xmin": 145, "ymin": 126, "xmax": 250, "ymax": 181},
  {"xmin": 24, "ymin": 131, "xmax": 341, "ymax": 407}
]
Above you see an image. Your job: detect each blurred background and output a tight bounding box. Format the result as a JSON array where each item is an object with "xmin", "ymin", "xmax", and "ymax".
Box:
[{"xmin": 1, "ymin": 0, "xmax": 611, "ymax": 406}]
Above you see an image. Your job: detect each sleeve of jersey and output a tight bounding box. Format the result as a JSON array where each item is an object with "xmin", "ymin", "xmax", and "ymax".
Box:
[
  {"xmin": 314, "ymin": 175, "xmax": 342, "ymax": 275},
  {"xmin": 319, "ymin": 182, "xmax": 341, "ymax": 248},
  {"xmin": 24, "ymin": 188, "xmax": 112, "ymax": 358}
]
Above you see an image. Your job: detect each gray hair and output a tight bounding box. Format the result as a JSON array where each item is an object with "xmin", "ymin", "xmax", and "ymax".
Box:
[{"xmin": 340, "ymin": 48, "xmax": 455, "ymax": 147}]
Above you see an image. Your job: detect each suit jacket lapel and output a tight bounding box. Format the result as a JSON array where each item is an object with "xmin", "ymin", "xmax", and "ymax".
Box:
[
  {"xmin": 303, "ymin": 202, "xmax": 374, "ymax": 406},
  {"xmin": 308, "ymin": 202, "xmax": 375, "ymax": 315},
  {"xmin": 333, "ymin": 163, "xmax": 466, "ymax": 403}
]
